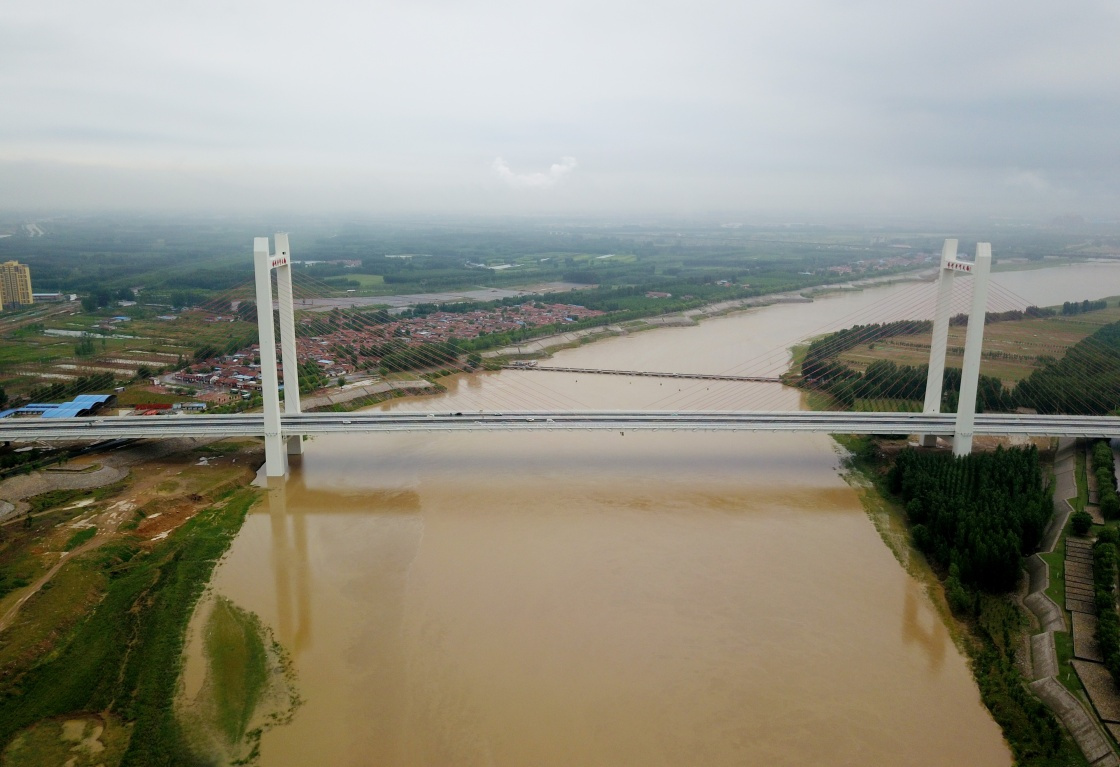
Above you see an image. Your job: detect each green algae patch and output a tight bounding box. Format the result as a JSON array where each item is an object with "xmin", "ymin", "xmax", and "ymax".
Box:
[
  {"xmin": 177, "ymin": 595, "xmax": 302, "ymax": 766},
  {"xmin": 206, "ymin": 597, "xmax": 268, "ymax": 745}
]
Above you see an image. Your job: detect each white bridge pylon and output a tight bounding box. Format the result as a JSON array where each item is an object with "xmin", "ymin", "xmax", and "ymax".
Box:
[
  {"xmin": 254, "ymin": 234, "xmax": 302, "ymax": 477},
  {"xmin": 920, "ymin": 239, "xmax": 992, "ymax": 456}
]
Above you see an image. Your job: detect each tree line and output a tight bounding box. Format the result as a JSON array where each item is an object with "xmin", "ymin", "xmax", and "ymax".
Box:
[
  {"xmin": 1092, "ymin": 440, "xmax": 1120, "ymax": 519},
  {"xmin": 805, "ymin": 357, "xmax": 1009, "ymax": 411},
  {"xmin": 1093, "ymin": 528, "xmax": 1120, "ymax": 687},
  {"xmin": 1013, "ymin": 321, "xmax": 1120, "ymax": 414},
  {"xmin": 1063, "ymin": 299, "xmax": 1107, "ymax": 315}
]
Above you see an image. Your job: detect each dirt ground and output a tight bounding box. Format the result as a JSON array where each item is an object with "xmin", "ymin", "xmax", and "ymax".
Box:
[{"xmin": 0, "ymin": 438, "xmax": 263, "ymax": 633}]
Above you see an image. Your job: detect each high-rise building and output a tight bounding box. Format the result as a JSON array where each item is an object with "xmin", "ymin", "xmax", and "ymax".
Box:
[{"xmin": 0, "ymin": 261, "xmax": 33, "ymax": 309}]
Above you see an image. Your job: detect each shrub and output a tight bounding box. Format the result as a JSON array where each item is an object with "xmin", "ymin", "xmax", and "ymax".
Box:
[{"xmin": 1071, "ymin": 511, "xmax": 1094, "ymax": 536}]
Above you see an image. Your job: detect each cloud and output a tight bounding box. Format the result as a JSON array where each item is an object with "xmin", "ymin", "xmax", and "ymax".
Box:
[
  {"xmin": 492, "ymin": 156, "xmax": 577, "ymax": 189},
  {"xmin": 1004, "ymin": 170, "xmax": 1052, "ymax": 195}
]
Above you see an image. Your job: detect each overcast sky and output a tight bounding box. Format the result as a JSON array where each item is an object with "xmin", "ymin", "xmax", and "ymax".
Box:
[{"xmin": 2, "ymin": 0, "xmax": 1118, "ymax": 220}]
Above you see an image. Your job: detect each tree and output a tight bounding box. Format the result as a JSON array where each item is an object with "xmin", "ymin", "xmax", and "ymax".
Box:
[
  {"xmin": 75, "ymin": 333, "xmax": 97, "ymax": 357},
  {"xmin": 1103, "ymin": 494, "xmax": 1120, "ymax": 521}
]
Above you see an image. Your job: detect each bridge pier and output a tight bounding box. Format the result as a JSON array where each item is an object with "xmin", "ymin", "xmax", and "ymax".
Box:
[
  {"xmin": 952, "ymin": 243, "xmax": 992, "ymax": 456},
  {"xmin": 254, "ymin": 235, "xmax": 302, "ymax": 477},
  {"xmin": 273, "ymin": 234, "xmax": 303, "ymax": 457},
  {"xmin": 919, "ymin": 240, "xmax": 957, "ymax": 448},
  {"xmin": 919, "ymin": 239, "xmax": 991, "ymax": 456}
]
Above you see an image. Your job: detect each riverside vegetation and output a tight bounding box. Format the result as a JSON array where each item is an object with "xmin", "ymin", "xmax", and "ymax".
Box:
[
  {"xmin": 846, "ymin": 441, "xmax": 1086, "ymax": 766},
  {"xmin": 0, "ymin": 444, "xmax": 293, "ymax": 766},
  {"xmin": 813, "ymin": 304, "xmax": 1113, "ymax": 764}
]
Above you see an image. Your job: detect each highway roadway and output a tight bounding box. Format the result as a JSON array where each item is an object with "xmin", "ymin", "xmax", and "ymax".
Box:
[{"xmin": 1, "ymin": 411, "xmax": 1119, "ymax": 441}]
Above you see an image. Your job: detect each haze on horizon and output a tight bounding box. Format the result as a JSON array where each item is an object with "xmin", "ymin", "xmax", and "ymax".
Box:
[{"xmin": 1, "ymin": 0, "xmax": 1117, "ymax": 221}]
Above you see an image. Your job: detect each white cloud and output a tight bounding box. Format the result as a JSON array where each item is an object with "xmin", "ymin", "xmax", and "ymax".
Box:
[
  {"xmin": 1004, "ymin": 170, "xmax": 1051, "ymax": 195},
  {"xmin": 492, "ymin": 157, "xmax": 577, "ymax": 189}
]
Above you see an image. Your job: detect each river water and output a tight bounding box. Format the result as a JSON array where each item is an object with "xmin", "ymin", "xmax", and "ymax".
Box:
[{"xmin": 199, "ymin": 260, "xmax": 1120, "ymax": 766}]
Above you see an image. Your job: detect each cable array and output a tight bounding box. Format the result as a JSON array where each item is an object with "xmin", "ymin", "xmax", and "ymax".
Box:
[{"xmin": 7, "ymin": 265, "xmax": 1120, "ymax": 417}]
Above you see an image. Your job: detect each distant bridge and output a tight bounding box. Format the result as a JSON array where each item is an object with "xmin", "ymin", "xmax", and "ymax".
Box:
[{"xmin": 502, "ymin": 365, "xmax": 784, "ymax": 383}]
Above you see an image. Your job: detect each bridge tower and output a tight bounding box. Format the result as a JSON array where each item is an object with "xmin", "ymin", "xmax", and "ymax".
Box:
[
  {"xmin": 254, "ymin": 234, "xmax": 302, "ymax": 477},
  {"xmin": 920, "ymin": 239, "xmax": 992, "ymax": 456}
]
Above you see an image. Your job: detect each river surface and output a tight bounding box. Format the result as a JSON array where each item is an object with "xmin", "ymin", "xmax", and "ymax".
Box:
[{"xmin": 198, "ymin": 260, "xmax": 1120, "ymax": 766}]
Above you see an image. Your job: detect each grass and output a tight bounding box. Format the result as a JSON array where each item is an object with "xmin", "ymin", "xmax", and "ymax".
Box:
[
  {"xmin": 63, "ymin": 527, "xmax": 96, "ymax": 551},
  {"xmin": 0, "ymin": 559, "xmax": 107, "ymax": 673},
  {"xmin": 346, "ymin": 274, "xmax": 385, "ymax": 288},
  {"xmin": 1039, "ymin": 523, "xmax": 1084, "ymax": 696},
  {"xmin": 1053, "ymin": 630, "xmax": 1082, "ymax": 694},
  {"xmin": 0, "ymin": 547, "xmax": 43, "ymax": 602},
  {"xmin": 801, "ymin": 388, "xmax": 840, "ymax": 412},
  {"xmin": 1040, "ymin": 546, "xmax": 1065, "ymax": 610},
  {"xmin": 852, "ymin": 398, "xmax": 922, "ymax": 412},
  {"xmin": 45, "ymin": 462, "xmax": 103, "ymax": 474},
  {"xmin": 785, "ymin": 342, "xmax": 809, "ymax": 378},
  {"xmin": 193, "ymin": 441, "xmax": 243, "ymax": 456},
  {"xmin": 114, "ymin": 390, "xmax": 195, "ymax": 407},
  {"xmin": 0, "ymin": 482, "xmax": 124, "ymax": 604},
  {"xmin": 1073, "ymin": 450, "xmax": 1089, "ymax": 513},
  {"xmin": 25, "ymin": 481, "xmax": 126, "ymax": 516}
]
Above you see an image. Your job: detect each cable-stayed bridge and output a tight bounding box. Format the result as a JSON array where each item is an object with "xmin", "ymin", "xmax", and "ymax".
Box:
[
  {"xmin": 1, "ymin": 411, "xmax": 1119, "ymax": 442},
  {"xmin": 6, "ymin": 235, "xmax": 1120, "ymax": 477}
]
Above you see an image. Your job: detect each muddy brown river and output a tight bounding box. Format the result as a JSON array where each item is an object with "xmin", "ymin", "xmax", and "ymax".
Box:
[{"xmin": 195, "ymin": 261, "xmax": 1120, "ymax": 765}]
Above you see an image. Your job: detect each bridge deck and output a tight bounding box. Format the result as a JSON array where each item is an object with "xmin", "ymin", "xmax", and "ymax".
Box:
[{"xmin": 0, "ymin": 411, "xmax": 1117, "ymax": 441}]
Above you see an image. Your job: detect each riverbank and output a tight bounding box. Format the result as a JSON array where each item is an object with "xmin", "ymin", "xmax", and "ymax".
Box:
[
  {"xmin": 0, "ymin": 437, "xmax": 267, "ymax": 764},
  {"xmin": 482, "ymin": 269, "xmax": 935, "ymax": 360},
  {"xmin": 836, "ymin": 435, "xmax": 1096, "ymax": 765}
]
